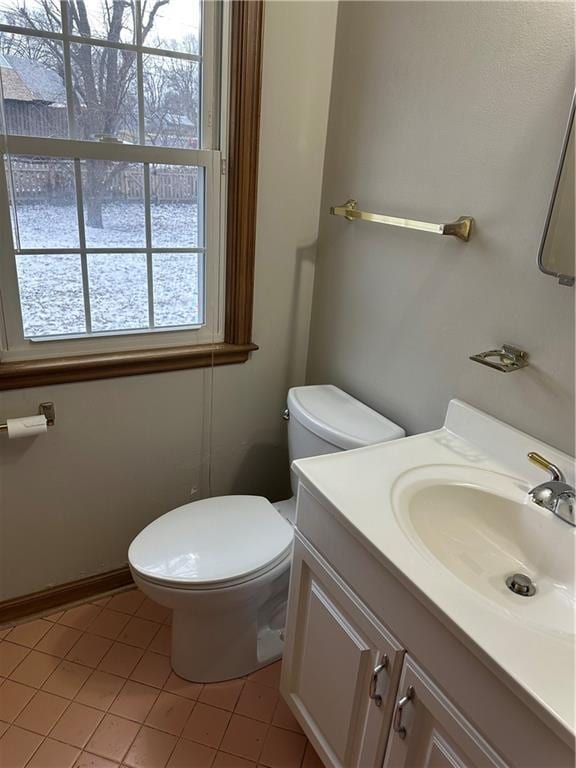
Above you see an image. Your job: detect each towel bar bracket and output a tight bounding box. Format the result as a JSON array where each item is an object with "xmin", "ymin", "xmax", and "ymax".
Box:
[{"xmin": 442, "ymin": 216, "xmax": 473, "ymax": 242}]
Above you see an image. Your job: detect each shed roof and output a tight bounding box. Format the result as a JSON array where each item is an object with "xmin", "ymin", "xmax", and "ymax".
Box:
[{"xmin": 0, "ymin": 54, "xmax": 66, "ymax": 105}]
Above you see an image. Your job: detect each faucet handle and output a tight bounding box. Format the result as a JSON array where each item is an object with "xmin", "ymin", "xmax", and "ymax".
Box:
[{"xmin": 527, "ymin": 452, "xmax": 564, "ymax": 483}]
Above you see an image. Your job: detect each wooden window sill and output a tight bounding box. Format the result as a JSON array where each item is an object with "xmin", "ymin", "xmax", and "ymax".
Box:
[{"xmin": 0, "ymin": 342, "xmax": 259, "ymax": 390}]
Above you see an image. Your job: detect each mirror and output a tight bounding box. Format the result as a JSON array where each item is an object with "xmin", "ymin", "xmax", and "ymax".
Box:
[{"xmin": 538, "ymin": 95, "xmax": 575, "ymax": 286}]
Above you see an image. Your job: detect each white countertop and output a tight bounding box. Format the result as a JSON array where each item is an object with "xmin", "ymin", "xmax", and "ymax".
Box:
[{"xmin": 293, "ymin": 400, "xmax": 575, "ymax": 744}]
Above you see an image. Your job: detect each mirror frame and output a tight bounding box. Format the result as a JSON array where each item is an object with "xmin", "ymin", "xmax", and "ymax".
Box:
[{"xmin": 538, "ymin": 93, "xmax": 575, "ymax": 287}]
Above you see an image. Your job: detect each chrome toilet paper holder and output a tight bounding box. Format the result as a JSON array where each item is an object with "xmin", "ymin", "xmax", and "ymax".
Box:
[{"xmin": 0, "ymin": 401, "xmax": 55, "ymax": 433}]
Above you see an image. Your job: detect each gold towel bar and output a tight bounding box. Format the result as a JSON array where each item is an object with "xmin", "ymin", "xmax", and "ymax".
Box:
[{"xmin": 329, "ymin": 199, "xmax": 474, "ymax": 242}]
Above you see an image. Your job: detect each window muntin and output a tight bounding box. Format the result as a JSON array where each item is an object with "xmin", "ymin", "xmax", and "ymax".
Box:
[{"xmin": 0, "ymin": 0, "xmax": 222, "ymax": 359}]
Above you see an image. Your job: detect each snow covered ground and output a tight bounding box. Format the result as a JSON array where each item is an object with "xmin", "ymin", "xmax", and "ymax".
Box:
[{"xmin": 14, "ymin": 202, "xmax": 201, "ymax": 337}]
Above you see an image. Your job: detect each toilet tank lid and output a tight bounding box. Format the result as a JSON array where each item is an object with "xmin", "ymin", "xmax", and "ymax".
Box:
[{"xmin": 287, "ymin": 385, "xmax": 405, "ymax": 450}]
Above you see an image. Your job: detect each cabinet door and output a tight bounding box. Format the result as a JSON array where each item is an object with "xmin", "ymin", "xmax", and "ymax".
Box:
[
  {"xmin": 383, "ymin": 657, "xmax": 507, "ymax": 768},
  {"xmin": 281, "ymin": 534, "xmax": 404, "ymax": 768}
]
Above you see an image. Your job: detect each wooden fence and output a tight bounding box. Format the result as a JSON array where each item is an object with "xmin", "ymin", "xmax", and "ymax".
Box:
[
  {"xmin": 9, "ymin": 159, "xmax": 199, "ymax": 203},
  {"xmin": 4, "ymin": 103, "xmax": 68, "ymax": 141}
]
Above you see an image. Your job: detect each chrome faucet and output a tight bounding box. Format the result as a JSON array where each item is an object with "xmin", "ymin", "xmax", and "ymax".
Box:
[{"xmin": 527, "ymin": 452, "xmax": 575, "ymax": 527}]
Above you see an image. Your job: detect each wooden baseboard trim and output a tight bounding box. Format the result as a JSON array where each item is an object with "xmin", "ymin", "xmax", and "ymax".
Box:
[{"xmin": 0, "ymin": 566, "xmax": 133, "ymax": 624}]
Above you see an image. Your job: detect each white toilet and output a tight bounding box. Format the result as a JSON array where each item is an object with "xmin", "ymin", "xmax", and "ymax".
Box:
[{"xmin": 128, "ymin": 385, "xmax": 404, "ymax": 682}]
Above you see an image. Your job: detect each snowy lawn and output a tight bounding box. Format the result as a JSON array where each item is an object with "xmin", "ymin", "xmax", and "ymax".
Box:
[{"xmin": 14, "ymin": 201, "xmax": 201, "ymax": 337}]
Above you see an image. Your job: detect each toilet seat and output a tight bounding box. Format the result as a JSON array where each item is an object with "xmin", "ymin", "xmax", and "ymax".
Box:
[{"xmin": 128, "ymin": 495, "xmax": 293, "ymax": 590}]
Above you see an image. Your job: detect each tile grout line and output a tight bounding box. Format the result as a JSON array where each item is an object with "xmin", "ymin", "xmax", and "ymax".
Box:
[
  {"xmin": 116, "ymin": 715, "xmax": 142, "ymax": 766},
  {"xmin": 44, "ymin": 692, "xmax": 102, "ymax": 752},
  {"xmin": 20, "ymin": 729, "xmax": 46, "ymax": 768},
  {"xmin": 24, "ymin": 692, "xmax": 76, "ymax": 758},
  {"xmin": 140, "ymin": 718, "xmax": 181, "ymax": 768},
  {"xmin": 2, "ymin": 588, "xmax": 312, "ymax": 768},
  {"xmin": 1, "ymin": 642, "xmax": 34, "ymax": 687}
]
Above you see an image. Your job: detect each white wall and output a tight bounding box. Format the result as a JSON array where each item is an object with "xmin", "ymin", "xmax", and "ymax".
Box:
[
  {"xmin": 308, "ymin": 1, "xmax": 575, "ymax": 455},
  {"xmin": 0, "ymin": 1, "xmax": 338, "ymax": 601}
]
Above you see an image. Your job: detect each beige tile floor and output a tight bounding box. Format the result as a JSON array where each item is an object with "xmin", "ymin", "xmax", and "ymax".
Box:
[{"xmin": 0, "ymin": 588, "xmax": 323, "ymax": 768}]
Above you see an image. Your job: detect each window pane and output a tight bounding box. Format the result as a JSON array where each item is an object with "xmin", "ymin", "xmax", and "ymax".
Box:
[
  {"xmin": 143, "ymin": 55, "xmax": 199, "ymax": 148},
  {"xmin": 0, "ymin": 1, "xmax": 61, "ymax": 32},
  {"xmin": 153, "ymin": 252, "xmax": 200, "ymax": 327},
  {"xmin": 142, "ymin": 0, "xmax": 201, "ymax": 54},
  {"xmin": 68, "ymin": 1, "xmax": 135, "ymax": 44},
  {"xmin": 16, "ymin": 254, "xmax": 86, "ymax": 337},
  {"xmin": 70, "ymin": 42, "xmax": 138, "ymax": 143},
  {"xmin": 88, "ymin": 253, "xmax": 148, "ymax": 332},
  {"xmin": 150, "ymin": 164, "xmax": 200, "ymax": 247},
  {"xmin": 8, "ymin": 155, "xmax": 79, "ymax": 248},
  {"xmin": 0, "ymin": 35, "xmax": 68, "ymax": 138},
  {"xmin": 81, "ymin": 160, "xmax": 145, "ymax": 248}
]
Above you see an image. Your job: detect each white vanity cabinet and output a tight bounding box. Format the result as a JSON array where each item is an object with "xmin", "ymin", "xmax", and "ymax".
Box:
[
  {"xmin": 383, "ymin": 657, "xmax": 506, "ymax": 768},
  {"xmin": 281, "ymin": 405, "xmax": 575, "ymax": 768},
  {"xmin": 281, "ymin": 534, "xmax": 404, "ymax": 768},
  {"xmin": 282, "ymin": 532, "xmax": 506, "ymax": 768}
]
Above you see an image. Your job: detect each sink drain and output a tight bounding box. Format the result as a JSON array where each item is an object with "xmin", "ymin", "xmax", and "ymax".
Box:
[{"xmin": 506, "ymin": 573, "xmax": 536, "ymax": 597}]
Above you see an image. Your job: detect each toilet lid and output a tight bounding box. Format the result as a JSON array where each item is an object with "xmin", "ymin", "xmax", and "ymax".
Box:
[{"xmin": 128, "ymin": 496, "xmax": 293, "ymax": 588}]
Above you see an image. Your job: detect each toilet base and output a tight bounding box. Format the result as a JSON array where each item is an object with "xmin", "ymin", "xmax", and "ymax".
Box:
[
  {"xmin": 171, "ymin": 609, "xmax": 284, "ymax": 682},
  {"xmin": 131, "ymin": 551, "xmax": 291, "ymax": 683}
]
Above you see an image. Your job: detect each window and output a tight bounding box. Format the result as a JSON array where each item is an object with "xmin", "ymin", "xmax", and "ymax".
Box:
[{"xmin": 0, "ymin": 0, "xmax": 247, "ymax": 377}]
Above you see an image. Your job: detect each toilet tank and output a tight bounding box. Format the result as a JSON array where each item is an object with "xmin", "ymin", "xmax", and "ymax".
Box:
[{"xmin": 286, "ymin": 385, "xmax": 405, "ymax": 495}]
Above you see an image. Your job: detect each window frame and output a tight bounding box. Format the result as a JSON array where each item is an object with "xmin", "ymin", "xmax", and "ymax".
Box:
[
  {"xmin": 0, "ymin": 0, "xmax": 262, "ymax": 389},
  {"xmin": 0, "ymin": 138, "xmax": 223, "ymax": 357},
  {"xmin": 0, "ymin": 0, "xmax": 221, "ymax": 355}
]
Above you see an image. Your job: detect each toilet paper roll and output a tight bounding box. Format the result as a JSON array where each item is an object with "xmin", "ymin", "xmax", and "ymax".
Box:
[{"xmin": 6, "ymin": 414, "xmax": 48, "ymax": 439}]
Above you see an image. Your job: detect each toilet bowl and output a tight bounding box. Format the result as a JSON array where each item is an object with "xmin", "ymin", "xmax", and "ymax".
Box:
[
  {"xmin": 129, "ymin": 495, "xmax": 293, "ymax": 682},
  {"xmin": 128, "ymin": 385, "xmax": 405, "ymax": 682}
]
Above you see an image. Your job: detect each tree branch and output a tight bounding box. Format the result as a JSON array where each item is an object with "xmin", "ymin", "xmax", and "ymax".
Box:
[{"xmin": 141, "ymin": 0, "xmax": 170, "ymax": 43}]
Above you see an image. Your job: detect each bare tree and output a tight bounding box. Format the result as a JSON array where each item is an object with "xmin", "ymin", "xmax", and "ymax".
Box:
[
  {"xmin": 143, "ymin": 37, "xmax": 199, "ymax": 148},
  {"xmin": 0, "ymin": 0, "xmax": 196, "ymax": 227}
]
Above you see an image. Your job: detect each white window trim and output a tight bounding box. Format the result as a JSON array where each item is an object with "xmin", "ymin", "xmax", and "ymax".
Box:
[{"xmin": 0, "ymin": 0, "xmax": 228, "ymax": 363}]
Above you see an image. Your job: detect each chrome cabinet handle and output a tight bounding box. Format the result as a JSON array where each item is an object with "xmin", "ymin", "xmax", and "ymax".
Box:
[
  {"xmin": 368, "ymin": 654, "xmax": 389, "ymax": 707},
  {"xmin": 393, "ymin": 685, "xmax": 415, "ymax": 739}
]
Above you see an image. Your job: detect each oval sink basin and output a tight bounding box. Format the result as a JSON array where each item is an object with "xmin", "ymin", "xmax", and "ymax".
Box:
[{"xmin": 392, "ymin": 465, "xmax": 576, "ymax": 638}]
